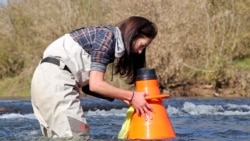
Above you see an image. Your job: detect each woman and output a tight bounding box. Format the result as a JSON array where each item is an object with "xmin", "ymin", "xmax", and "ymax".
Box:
[{"xmin": 31, "ymin": 16, "xmax": 158, "ymax": 139}]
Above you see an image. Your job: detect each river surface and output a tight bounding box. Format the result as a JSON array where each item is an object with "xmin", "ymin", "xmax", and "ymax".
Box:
[{"xmin": 0, "ymin": 97, "xmax": 250, "ymax": 141}]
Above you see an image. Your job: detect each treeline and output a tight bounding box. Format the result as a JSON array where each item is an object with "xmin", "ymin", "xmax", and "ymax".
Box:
[{"xmin": 0, "ymin": 0, "xmax": 249, "ymax": 97}]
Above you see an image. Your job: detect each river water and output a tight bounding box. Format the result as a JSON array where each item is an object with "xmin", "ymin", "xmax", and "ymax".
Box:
[{"xmin": 0, "ymin": 97, "xmax": 250, "ymax": 141}]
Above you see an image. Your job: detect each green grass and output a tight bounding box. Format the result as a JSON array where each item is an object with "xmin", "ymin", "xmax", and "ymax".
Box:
[
  {"xmin": 0, "ymin": 0, "xmax": 249, "ymax": 97},
  {"xmin": 234, "ymin": 57, "xmax": 250, "ymax": 70},
  {"xmin": 0, "ymin": 75, "xmax": 31, "ymax": 97}
]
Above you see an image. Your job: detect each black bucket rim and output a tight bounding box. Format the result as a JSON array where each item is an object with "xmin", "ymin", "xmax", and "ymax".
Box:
[{"xmin": 136, "ymin": 68, "xmax": 157, "ymax": 80}]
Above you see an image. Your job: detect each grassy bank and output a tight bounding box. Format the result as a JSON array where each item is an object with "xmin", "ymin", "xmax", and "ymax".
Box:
[{"xmin": 0, "ymin": 0, "xmax": 249, "ymax": 97}]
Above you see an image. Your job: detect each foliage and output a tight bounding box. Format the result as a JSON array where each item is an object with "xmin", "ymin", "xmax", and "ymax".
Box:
[{"xmin": 0, "ymin": 0, "xmax": 249, "ymax": 97}]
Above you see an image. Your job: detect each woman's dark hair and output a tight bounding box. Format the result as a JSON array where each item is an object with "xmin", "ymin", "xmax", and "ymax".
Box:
[{"xmin": 115, "ymin": 16, "xmax": 158, "ymax": 84}]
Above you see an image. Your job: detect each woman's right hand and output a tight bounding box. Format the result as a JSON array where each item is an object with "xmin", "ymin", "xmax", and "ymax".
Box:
[{"xmin": 130, "ymin": 91, "xmax": 154, "ymax": 120}]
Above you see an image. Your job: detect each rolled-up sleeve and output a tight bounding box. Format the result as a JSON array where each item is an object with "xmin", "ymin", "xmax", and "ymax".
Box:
[{"xmin": 90, "ymin": 28, "xmax": 114, "ymax": 72}]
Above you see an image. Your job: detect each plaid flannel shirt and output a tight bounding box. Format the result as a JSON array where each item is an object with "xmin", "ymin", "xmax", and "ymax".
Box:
[{"xmin": 70, "ymin": 25, "xmax": 116, "ymax": 72}]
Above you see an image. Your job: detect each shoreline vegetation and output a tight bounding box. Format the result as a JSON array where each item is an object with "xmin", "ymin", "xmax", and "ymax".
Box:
[{"xmin": 0, "ymin": 0, "xmax": 249, "ymax": 98}]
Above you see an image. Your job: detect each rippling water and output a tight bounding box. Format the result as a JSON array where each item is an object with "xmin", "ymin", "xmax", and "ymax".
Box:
[{"xmin": 0, "ymin": 97, "xmax": 250, "ymax": 141}]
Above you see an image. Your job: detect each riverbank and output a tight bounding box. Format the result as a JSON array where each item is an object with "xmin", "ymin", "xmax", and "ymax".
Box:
[
  {"xmin": 168, "ymin": 85, "xmax": 249, "ymax": 98},
  {"xmin": 0, "ymin": 87, "xmax": 248, "ymax": 101}
]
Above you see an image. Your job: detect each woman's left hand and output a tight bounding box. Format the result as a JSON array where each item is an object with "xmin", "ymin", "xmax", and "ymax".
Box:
[{"xmin": 130, "ymin": 91, "xmax": 154, "ymax": 120}]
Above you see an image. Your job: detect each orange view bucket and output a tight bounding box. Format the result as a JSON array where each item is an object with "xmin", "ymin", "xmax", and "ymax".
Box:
[{"xmin": 127, "ymin": 68, "xmax": 176, "ymax": 140}]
